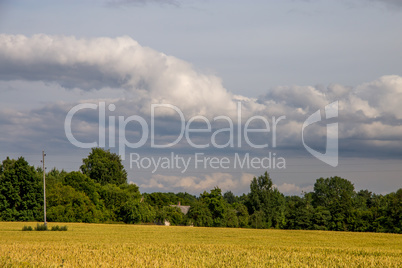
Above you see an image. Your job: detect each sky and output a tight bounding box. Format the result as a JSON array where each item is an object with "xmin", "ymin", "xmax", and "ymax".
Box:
[{"xmin": 0, "ymin": 0, "xmax": 401, "ymax": 196}]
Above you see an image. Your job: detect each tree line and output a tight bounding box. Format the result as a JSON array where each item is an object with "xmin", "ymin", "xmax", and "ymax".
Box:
[{"xmin": 0, "ymin": 148, "xmax": 400, "ymax": 233}]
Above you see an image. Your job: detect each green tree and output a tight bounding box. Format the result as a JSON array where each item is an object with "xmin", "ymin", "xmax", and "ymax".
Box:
[
  {"xmin": 249, "ymin": 210, "xmax": 265, "ymax": 229},
  {"xmin": 389, "ymin": 189, "xmax": 402, "ymax": 233},
  {"xmin": 349, "ymin": 189, "xmax": 374, "ymax": 232},
  {"xmin": 144, "ymin": 192, "xmax": 178, "ymax": 208},
  {"xmin": 312, "ymin": 176, "xmax": 355, "ymax": 231},
  {"xmin": 99, "ymin": 183, "xmax": 140, "ymax": 222},
  {"xmin": 0, "ymin": 157, "xmax": 43, "ymax": 221},
  {"xmin": 285, "ymin": 194, "xmax": 314, "ymax": 230},
  {"xmin": 176, "ymin": 192, "xmax": 197, "ymax": 205},
  {"xmin": 311, "ymin": 206, "xmax": 331, "ymax": 230},
  {"xmin": 121, "ymin": 200, "xmax": 156, "ymax": 224},
  {"xmin": 80, "ymin": 148, "xmax": 127, "ymax": 185},
  {"xmin": 187, "ymin": 200, "xmax": 213, "ymax": 227},
  {"xmin": 47, "ymin": 183, "xmax": 101, "ymax": 223},
  {"xmin": 247, "ymin": 172, "xmax": 285, "ymax": 228},
  {"xmin": 223, "ymin": 191, "xmax": 237, "ymax": 205},
  {"xmin": 45, "ymin": 168, "xmax": 67, "ymax": 188},
  {"xmin": 156, "ymin": 206, "xmax": 184, "ymax": 226},
  {"xmin": 63, "ymin": 171, "xmax": 101, "ymax": 207},
  {"xmin": 233, "ymin": 202, "xmax": 249, "ymax": 228},
  {"xmin": 200, "ymin": 187, "xmax": 227, "ymax": 227},
  {"xmin": 369, "ymin": 190, "xmax": 402, "ymax": 233}
]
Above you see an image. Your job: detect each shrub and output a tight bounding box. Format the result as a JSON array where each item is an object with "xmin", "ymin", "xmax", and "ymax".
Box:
[
  {"xmin": 35, "ymin": 223, "xmax": 48, "ymax": 231},
  {"xmin": 51, "ymin": 225, "xmax": 68, "ymax": 231},
  {"xmin": 22, "ymin": 226, "xmax": 33, "ymax": 231}
]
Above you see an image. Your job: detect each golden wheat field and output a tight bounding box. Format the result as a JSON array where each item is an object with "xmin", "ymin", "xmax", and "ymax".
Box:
[{"xmin": 0, "ymin": 222, "xmax": 401, "ymax": 267}]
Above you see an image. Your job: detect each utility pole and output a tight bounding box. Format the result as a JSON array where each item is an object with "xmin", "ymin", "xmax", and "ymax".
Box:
[{"xmin": 42, "ymin": 150, "xmax": 47, "ymax": 227}]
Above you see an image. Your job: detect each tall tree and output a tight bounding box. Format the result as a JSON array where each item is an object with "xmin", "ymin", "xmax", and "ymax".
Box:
[
  {"xmin": 223, "ymin": 191, "xmax": 237, "ymax": 205},
  {"xmin": 200, "ymin": 187, "xmax": 227, "ymax": 227},
  {"xmin": 313, "ymin": 176, "xmax": 355, "ymax": 231},
  {"xmin": 285, "ymin": 194, "xmax": 313, "ymax": 230},
  {"xmin": 233, "ymin": 202, "xmax": 249, "ymax": 228},
  {"xmin": 0, "ymin": 157, "xmax": 43, "ymax": 221},
  {"xmin": 80, "ymin": 148, "xmax": 127, "ymax": 185},
  {"xmin": 187, "ymin": 200, "xmax": 213, "ymax": 227},
  {"xmin": 247, "ymin": 172, "xmax": 285, "ymax": 228},
  {"xmin": 47, "ymin": 183, "xmax": 101, "ymax": 223},
  {"xmin": 63, "ymin": 171, "xmax": 101, "ymax": 206}
]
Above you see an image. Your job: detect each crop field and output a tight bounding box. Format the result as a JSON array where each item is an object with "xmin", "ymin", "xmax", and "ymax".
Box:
[{"xmin": 0, "ymin": 222, "xmax": 401, "ymax": 267}]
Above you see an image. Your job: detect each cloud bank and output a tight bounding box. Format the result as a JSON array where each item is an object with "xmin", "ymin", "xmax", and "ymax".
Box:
[
  {"xmin": 0, "ymin": 34, "xmax": 240, "ymax": 119},
  {"xmin": 1, "ymin": 34, "xmax": 401, "ymax": 154},
  {"xmin": 0, "ymin": 34, "xmax": 401, "ymax": 193}
]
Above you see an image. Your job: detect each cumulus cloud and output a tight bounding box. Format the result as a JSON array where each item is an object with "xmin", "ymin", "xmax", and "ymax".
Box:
[
  {"xmin": 0, "ymin": 34, "xmax": 237, "ymax": 119},
  {"xmin": 1, "ymin": 34, "xmax": 402, "ymax": 156},
  {"xmin": 138, "ymin": 173, "xmax": 313, "ymax": 196},
  {"xmin": 274, "ymin": 183, "xmax": 313, "ymax": 196},
  {"xmin": 139, "ymin": 172, "xmax": 254, "ymax": 194},
  {"xmin": 1, "ymin": 34, "xmax": 402, "ymax": 194}
]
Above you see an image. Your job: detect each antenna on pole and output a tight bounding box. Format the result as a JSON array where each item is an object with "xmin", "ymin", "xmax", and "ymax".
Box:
[{"xmin": 41, "ymin": 150, "xmax": 47, "ymax": 227}]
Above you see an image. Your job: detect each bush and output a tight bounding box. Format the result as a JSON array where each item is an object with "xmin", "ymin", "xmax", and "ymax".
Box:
[
  {"xmin": 35, "ymin": 223, "xmax": 48, "ymax": 231},
  {"xmin": 51, "ymin": 225, "xmax": 68, "ymax": 231},
  {"xmin": 22, "ymin": 225, "xmax": 33, "ymax": 231}
]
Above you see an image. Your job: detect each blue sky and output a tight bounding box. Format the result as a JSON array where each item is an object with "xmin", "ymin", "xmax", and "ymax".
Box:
[{"xmin": 0, "ymin": 0, "xmax": 401, "ymax": 195}]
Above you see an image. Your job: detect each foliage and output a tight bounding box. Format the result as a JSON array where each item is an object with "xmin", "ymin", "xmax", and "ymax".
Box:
[
  {"xmin": 121, "ymin": 200, "xmax": 156, "ymax": 224},
  {"xmin": 313, "ymin": 176, "xmax": 355, "ymax": 231},
  {"xmin": 187, "ymin": 201, "xmax": 213, "ymax": 227},
  {"xmin": 284, "ymin": 195, "xmax": 314, "ymax": 230},
  {"xmin": 144, "ymin": 192, "xmax": 196, "ymax": 208},
  {"xmin": 223, "ymin": 191, "xmax": 237, "ymax": 204},
  {"xmin": 51, "ymin": 225, "xmax": 68, "ymax": 231},
  {"xmin": 199, "ymin": 187, "xmax": 227, "ymax": 227},
  {"xmin": 0, "ymin": 152, "xmax": 400, "ymax": 233},
  {"xmin": 47, "ymin": 183, "xmax": 102, "ymax": 223},
  {"xmin": 247, "ymin": 172, "xmax": 285, "ymax": 228},
  {"xmin": 233, "ymin": 202, "xmax": 249, "ymax": 228},
  {"xmin": 80, "ymin": 148, "xmax": 127, "ymax": 185},
  {"xmin": 98, "ymin": 183, "xmax": 141, "ymax": 222},
  {"xmin": 63, "ymin": 171, "xmax": 101, "ymax": 207},
  {"xmin": 22, "ymin": 225, "xmax": 32, "ymax": 231},
  {"xmin": 156, "ymin": 206, "xmax": 184, "ymax": 226},
  {"xmin": 0, "ymin": 157, "xmax": 43, "ymax": 221},
  {"xmin": 34, "ymin": 223, "xmax": 48, "ymax": 231}
]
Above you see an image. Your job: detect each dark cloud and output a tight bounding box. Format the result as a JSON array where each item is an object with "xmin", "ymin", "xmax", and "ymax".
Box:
[
  {"xmin": 0, "ymin": 61, "xmax": 129, "ymax": 90},
  {"xmin": 0, "ymin": 34, "xmax": 237, "ymax": 119},
  {"xmin": 1, "ymin": 34, "xmax": 402, "ymax": 196}
]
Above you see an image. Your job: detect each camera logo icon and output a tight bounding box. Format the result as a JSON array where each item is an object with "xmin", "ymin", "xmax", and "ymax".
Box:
[{"xmin": 302, "ymin": 101, "xmax": 338, "ymax": 167}]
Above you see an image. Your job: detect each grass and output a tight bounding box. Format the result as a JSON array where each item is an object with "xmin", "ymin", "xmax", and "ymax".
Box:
[{"xmin": 0, "ymin": 222, "xmax": 401, "ymax": 267}]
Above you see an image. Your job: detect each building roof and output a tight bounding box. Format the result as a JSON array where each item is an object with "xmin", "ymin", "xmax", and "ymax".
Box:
[{"xmin": 170, "ymin": 202, "xmax": 190, "ymax": 215}]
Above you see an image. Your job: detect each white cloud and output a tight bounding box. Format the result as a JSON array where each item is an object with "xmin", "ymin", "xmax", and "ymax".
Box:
[
  {"xmin": 354, "ymin": 75, "xmax": 402, "ymax": 119},
  {"xmin": 274, "ymin": 183, "xmax": 313, "ymax": 196},
  {"xmin": 0, "ymin": 34, "xmax": 238, "ymax": 119},
  {"xmin": 1, "ymin": 34, "xmax": 402, "ymax": 181},
  {"xmin": 139, "ymin": 172, "xmax": 254, "ymax": 195}
]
